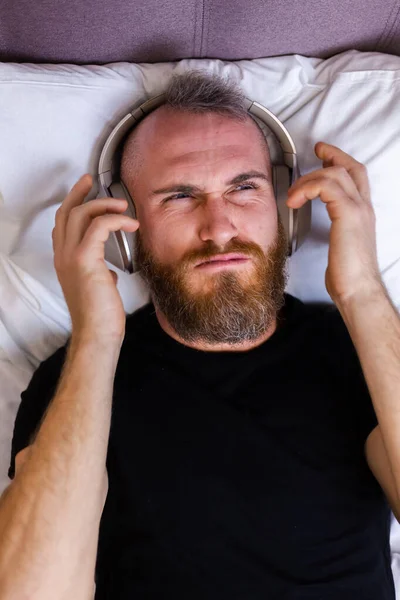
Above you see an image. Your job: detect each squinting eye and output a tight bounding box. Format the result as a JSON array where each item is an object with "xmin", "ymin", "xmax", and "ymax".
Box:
[
  {"xmin": 164, "ymin": 193, "xmax": 191, "ymax": 202},
  {"xmin": 163, "ymin": 182, "xmax": 258, "ymax": 202},
  {"xmin": 235, "ymin": 183, "xmax": 256, "ymax": 191}
]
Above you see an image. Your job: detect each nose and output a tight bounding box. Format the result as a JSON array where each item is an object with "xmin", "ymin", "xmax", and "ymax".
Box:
[{"xmin": 198, "ymin": 197, "xmax": 238, "ymax": 247}]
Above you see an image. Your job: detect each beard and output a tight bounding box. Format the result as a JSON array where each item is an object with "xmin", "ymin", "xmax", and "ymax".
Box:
[{"xmin": 136, "ymin": 215, "xmax": 289, "ymax": 346}]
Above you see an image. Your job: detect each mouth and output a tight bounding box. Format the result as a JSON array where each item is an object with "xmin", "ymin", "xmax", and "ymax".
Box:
[{"xmin": 195, "ymin": 253, "xmax": 250, "ymax": 269}]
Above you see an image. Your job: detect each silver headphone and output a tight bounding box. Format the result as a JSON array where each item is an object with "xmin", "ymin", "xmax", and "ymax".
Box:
[{"xmin": 89, "ymin": 92, "xmax": 311, "ymax": 274}]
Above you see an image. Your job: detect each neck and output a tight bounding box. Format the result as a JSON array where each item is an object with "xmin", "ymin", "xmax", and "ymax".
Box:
[{"xmin": 154, "ymin": 309, "xmax": 279, "ymax": 353}]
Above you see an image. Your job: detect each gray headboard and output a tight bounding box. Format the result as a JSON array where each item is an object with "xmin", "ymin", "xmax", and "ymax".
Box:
[{"xmin": 1, "ymin": 0, "xmax": 399, "ymax": 64}]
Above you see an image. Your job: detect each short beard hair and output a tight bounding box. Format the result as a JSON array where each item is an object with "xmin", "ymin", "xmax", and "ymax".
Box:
[{"xmin": 136, "ymin": 216, "xmax": 289, "ymax": 346}]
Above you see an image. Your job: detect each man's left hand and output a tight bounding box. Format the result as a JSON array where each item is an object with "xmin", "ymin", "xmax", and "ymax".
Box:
[{"xmin": 286, "ymin": 141, "xmax": 383, "ymax": 306}]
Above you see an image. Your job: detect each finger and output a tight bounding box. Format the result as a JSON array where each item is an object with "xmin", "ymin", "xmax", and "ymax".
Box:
[
  {"xmin": 109, "ymin": 270, "xmax": 118, "ymax": 285},
  {"xmin": 52, "ymin": 225, "xmax": 58, "ymax": 255},
  {"xmin": 75, "ymin": 214, "xmax": 140, "ymax": 268},
  {"xmin": 286, "ymin": 178, "xmax": 359, "ymax": 221},
  {"xmin": 288, "ymin": 166, "xmax": 361, "ymax": 205},
  {"xmin": 64, "ymin": 198, "xmax": 129, "ymax": 252},
  {"xmin": 314, "ymin": 142, "xmax": 371, "ymax": 202},
  {"xmin": 54, "ymin": 174, "xmax": 93, "ymax": 247}
]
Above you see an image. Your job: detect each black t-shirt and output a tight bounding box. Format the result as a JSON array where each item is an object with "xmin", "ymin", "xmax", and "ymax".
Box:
[{"xmin": 8, "ymin": 293, "xmax": 395, "ymax": 599}]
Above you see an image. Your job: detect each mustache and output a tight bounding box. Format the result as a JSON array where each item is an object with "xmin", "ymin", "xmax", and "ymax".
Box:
[{"xmin": 179, "ymin": 239, "xmax": 266, "ymax": 266}]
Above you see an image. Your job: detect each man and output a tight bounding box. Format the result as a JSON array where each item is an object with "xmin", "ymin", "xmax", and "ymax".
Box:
[{"xmin": 0, "ymin": 69, "xmax": 399, "ymax": 600}]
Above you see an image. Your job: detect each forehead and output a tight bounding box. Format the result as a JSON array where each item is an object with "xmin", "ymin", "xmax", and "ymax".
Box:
[{"xmin": 133, "ymin": 106, "xmax": 270, "ymax": 168}]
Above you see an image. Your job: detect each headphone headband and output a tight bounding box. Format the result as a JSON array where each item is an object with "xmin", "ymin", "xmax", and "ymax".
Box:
[{"xmin": 98, "ymin": 93, "xmax": 299, "ymax": 187}]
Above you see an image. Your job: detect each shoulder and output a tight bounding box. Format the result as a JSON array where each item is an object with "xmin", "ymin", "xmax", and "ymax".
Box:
[
  {"xmin": 123, "ymin": 302, "xmax": 156, "ymax": 344},
  {"xmin": 283, "ymin": 294, "xmax": 343, "ymax": 344},
  {"xmin": 28, "ymin": 342, "xmax": 69, "ymax": 387},
  {"xmin": 289, "ymin": 294, "xmax": 350, "ymax": 343},
  {"xmin": 116, "ymin": 302, "xmax": 157, "ymax": 367},
  {"xmin": 285, "ymin": 294, "xmax": 360, "ymax": 371}
]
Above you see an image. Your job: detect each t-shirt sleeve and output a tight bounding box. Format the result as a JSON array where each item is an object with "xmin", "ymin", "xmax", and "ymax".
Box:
[
  {"xmin": 8, "ymin": 342, "xmax": 69, "ymax": 480},
  {"xmin": 323, "ymin": 306, "xmax": 378, "ymax": 443}
]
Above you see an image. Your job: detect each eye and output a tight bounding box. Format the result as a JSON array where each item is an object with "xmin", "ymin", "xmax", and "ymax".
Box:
[
  {"xmin": 164, "ymin": 192, "xmax": 191, "ymax": 202},
  {"xmin": 163, "ymin": 181, "xmax": 259, "ymax": 203},
  {"xmin": 234, "ymin": 182, "xmax": 258, "ymax": 192}
]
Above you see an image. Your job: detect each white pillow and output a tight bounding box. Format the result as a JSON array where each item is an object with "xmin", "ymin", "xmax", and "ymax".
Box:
[{"xmin": 1, "ymin": 51, "xmax": 400, "ymax": 366}]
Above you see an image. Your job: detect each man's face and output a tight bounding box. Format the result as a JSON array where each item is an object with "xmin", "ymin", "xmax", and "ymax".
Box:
[{"xmin": 122, "ymin": 106, "xmax": 289, "ymax": 345}]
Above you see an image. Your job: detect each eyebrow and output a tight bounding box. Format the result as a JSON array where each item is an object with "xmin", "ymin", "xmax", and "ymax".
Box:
[{"xmin": 149, "ymin": 170, "xmax": 270, "ymax": 197}]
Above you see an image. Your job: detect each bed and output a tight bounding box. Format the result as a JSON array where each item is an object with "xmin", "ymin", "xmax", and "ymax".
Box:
[{"xmin": 1, "ymin": 0, "xmax": 400, "ymax": 593}]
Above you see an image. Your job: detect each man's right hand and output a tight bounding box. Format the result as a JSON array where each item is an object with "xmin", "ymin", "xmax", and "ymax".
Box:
[{"xmin": 52, "ymin": 173, "xmax": 140, "ymax": 342}]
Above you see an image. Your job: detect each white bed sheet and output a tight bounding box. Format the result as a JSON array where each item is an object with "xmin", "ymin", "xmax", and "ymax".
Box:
[{"xmin": 1, "ymin": 50, "xmax": 400, "ymax": 592}]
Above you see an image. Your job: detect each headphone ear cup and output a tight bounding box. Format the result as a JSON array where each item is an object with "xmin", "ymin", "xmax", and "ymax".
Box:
[
  {"xmin": 109, "ymin": 181, "xmax": 136, "ymax": 220},
  {"xmin": 119, "ymin": 180, "xmax": 137, "ymax": 220},
  {"xmin": 273, "ymin": 165, "xmax": 293, "ymax": 256},
  {"xmin": 104, "ymin": 181, "xmax": 136, "ymax": 273}
]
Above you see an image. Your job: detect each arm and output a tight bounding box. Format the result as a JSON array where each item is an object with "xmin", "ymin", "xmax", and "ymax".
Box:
[
  {"xmin": 285, "ymin": 141, "xmax": 400, "ymax": 514},
  {"xmin": 0, "ymin": 172, "xmax": 139, "ymax": 600},
  {"xmin": 0, "ymin": 334, "xmax": 120, "ymax": 600},
  {"xmin": 336, "ymin": 284, "xmax": 400, "ymax": 513}
]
